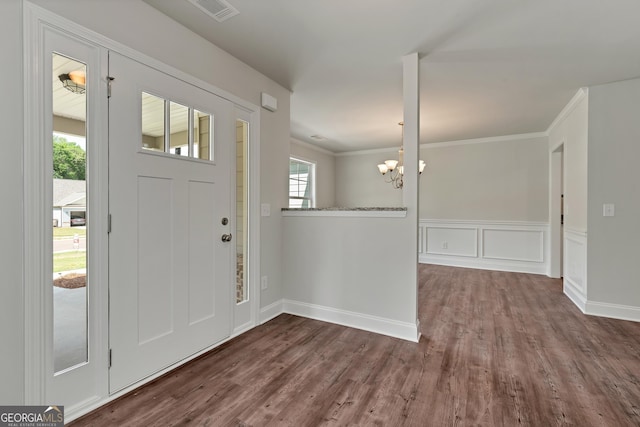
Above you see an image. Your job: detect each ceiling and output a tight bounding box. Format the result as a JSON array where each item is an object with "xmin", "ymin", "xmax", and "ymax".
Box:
[
  {"xmin": 53, "ymin": 54, "xmax": 86, "ymax": 123},
  {"xmin": 143, "ymin": 0, "xmax": 640, "ymax": 152}
]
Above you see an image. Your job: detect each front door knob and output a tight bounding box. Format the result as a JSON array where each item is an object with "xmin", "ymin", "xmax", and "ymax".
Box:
[{"xmin": 221, "ymin": 233, "xmax": 233, "ymax": 242}]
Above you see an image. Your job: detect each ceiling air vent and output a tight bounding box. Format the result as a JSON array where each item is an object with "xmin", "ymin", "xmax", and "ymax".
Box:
[{"xmin": 189, "ymin": 0, "xmax": 239, "ymax": 22}]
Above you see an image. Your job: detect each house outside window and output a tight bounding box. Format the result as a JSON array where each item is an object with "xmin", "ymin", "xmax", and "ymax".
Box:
[{"xmin": 289, "ymin": 157, "xmax": 315, "ymax": 208}]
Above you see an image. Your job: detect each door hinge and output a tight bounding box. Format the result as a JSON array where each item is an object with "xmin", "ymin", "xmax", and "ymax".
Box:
[
  {"xmin": 109, "ymin": 349, "xmax": 112, "ymax": 368},
  {"xmin": 107, "ymin": 214, "xmax": 112, "ymax": 234},
  {"xmin": 107, "ymin": 76, "xmax": 115, "ymax": 98}
]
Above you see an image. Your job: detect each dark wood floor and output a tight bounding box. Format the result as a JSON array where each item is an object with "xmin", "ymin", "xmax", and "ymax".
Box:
[{"xmin": 71, "ymin": 265, "xmax": 640, "ymax": 426}]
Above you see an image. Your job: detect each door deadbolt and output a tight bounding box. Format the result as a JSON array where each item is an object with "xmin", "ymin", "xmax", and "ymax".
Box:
[
  {"xmin": 221, "ymin": 217, "xmax": 229, "ymax": 225},
  {"xmin": 221, "ymin": 233, "xmax": 232, "ymax": 242}
]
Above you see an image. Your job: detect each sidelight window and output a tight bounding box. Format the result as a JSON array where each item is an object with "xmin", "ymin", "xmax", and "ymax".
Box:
[{"xmin": 52, "ymin": 53, "xmax": 88, "ymax": 373}]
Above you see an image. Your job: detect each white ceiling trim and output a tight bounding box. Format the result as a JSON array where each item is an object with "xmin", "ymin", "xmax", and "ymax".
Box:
[
  {"xmin": 545, "ymin": 87, "xmax": 588, "ymax": 136},
  {"xmin": 290, "ymin": 137, "xmax": 335, "ymax": 157},
  {"xmin": 418, "ymin": 132, "xmax": 548, "ymax": 150},
  {"xmin": 335, "ymin": 131, "xmax": 548, "ymax": 157}
]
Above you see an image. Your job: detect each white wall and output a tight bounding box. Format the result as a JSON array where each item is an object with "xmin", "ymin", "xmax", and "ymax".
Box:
[
  {"xmin": 2, "ymin": 0, "xmax": 291, "ymax": 403},
  {"xmin": 0, "ymin": 0, "xmax": 25, "ymax": 405},
  {"xmin": 290, "ymin": 138, "xmax": 336, "ymax": 208},
  {"xmin": 282, "ymin": 212, "xmax": 418, "ymax": 341},
  {"xmin": 419, "ymin": 136, "xmax": 549, "ymax": 221},
  {"xmin": 336, "ymin": 149, "xmax": 402, "ymax": 207},
  {"xmin": 587, "ymin": 77, "xmax": 640, "ymax": 314},
  {"xmin": 336, "ymin": 150, "xmax": 403, "ymax": 207},
  {"xmin": 337, "ymin": 135, "xmax": 549, "ymax": 220}
]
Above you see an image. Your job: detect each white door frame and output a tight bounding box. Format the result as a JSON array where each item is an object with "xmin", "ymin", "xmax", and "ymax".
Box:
[
  {"xmin": 23, "ymin": 6, "xmax": 110, "ymax": 412},
  {"xmin": 232, "ymin": 105, "xmax": 260, "ymax": 336},
  {"xmin": 549, "ymin": 142, "xmax": 564, "ymax": 278},
  {"xmin": 23, "ymin": 2, "xmax": 261, "ymax": 420}
]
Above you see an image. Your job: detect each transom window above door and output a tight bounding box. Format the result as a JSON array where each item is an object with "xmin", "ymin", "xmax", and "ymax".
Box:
[{"xmin": 141, "ymin": 92, "xmax": 213, "ymax": 161}]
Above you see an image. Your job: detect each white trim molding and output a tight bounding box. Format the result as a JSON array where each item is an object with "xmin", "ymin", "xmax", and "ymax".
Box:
[
  {"xmin": 546, "ymin": 88, "xmax": 588, "ymax": 135},
  {"xmin": 336, "ymin": 131, "xmax": 548, "ymax": 157},
  {"xmin": 419, "ymin": 132, "xmax": 547, "ymax": 150},
  {"xmin": 259, "ymin": 299, "xmax": 420, "ymax": 342},
  {"xmin": 259, "ymin": 299, "xmax": 284, "ymax": 324},
  {"xmin": 563, "ymin": 227, "xmax": 587, "ymax": 311},
  {"xmin": 282, "ymin": 300, "xmax": 420, "ymax": 343},
  {"xmin": 290, "ymin": 137, "xmax": 336, "ymax": 157},
  {"xmin": 419, "ymin": 219, "xmax": 550, "ymax": 275},
  {"xmin": 585, "ymin": 301, "xmax": 640, "ymax": 323}
]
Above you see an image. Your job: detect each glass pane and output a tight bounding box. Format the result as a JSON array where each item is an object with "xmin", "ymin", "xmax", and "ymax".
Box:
[
  {"xmin": 169, "ymin": 101, "xmax": 189, "ymax": 157},
  {"xmin": 195, "ymin": 110, "xmax": 213, "ymax": 161},
  {"xmin": 236, "ymin": 120, "xmax": 248, "ymax": 303},
  {"xmin": 52, "ymin": 53, "xmax": 88, "ymax": 372},
  {"xmin": 141, "ymin": 92, "xmax": 165, "ymax": 152}
]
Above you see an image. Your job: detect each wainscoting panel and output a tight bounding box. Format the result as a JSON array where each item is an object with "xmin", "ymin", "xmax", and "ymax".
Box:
[
  {"xmin": 426, "ymin": 226, "xmax": 477, "ymax": 257},
  {"xmin": 482, "ymin": 229, "xmax": 544, "ymax": 262},
  {"xmin": 419, "ymin": 220, "xmax": 549, "ymax": 275},
  {"xmin": 563, "ymin": 228, "xmax": 587, "ymax": 310}
]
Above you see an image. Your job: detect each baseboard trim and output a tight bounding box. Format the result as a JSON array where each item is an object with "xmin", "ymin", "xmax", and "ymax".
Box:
[
  {"xmin": 585, "ymin": 301, "xmax": 640, "ymax": 323},
  {"xmin": 232, "ymin": 321, "xmax": 255, "ymax": 337},
  {"xmin": 282, "ymin": 299, "xmax": 420, "ymax": 342},
  {"xmin": 563, "ymin": 281, "xmax": 587, "ymax": 313},
  {"xmin": 420, "ymin": 254, "xmax": 548, "ymax": 275},
  {"xmin": 259, "ymin": 299, "xmax": 284, "ymax": 324}
]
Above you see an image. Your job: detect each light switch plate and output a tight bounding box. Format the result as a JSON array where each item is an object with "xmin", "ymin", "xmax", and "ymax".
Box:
[
  {"xmin": 261, "ymin": 203, "xmax": 271, "ymax": 217},
  {"xmin": 603, "ymin": 203, "xmax": 615, "ymax": 217}
]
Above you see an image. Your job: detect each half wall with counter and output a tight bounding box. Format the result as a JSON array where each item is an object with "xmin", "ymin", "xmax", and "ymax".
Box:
[{"xmin": 275, "ymin": 207, "xmax": 420, "ymax": 342}]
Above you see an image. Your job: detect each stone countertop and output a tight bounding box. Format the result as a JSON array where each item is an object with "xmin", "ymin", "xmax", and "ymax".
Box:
[
  {"xmin": 281, "ymin": 207, "xmax": 407, "ymax": 217},
  {"xmin": 281, "ymin": 207, "xmax": 407, "ymax": 211}
]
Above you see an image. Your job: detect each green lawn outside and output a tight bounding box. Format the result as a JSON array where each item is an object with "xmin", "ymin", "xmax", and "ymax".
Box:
[
  {"xmin": 53, "ymin": 227, "xmax": 86, "ymax": 240},
  {"xmin": 53, "ymin": 250, "xmax": 86, "ymax": 272}
]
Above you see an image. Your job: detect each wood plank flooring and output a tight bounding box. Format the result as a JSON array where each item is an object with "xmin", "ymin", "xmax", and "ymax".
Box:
[{"xmin": 71, "ymin": 265, "xmax": 640, "ymax": 426}]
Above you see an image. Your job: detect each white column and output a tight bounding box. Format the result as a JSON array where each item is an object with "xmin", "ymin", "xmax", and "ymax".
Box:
[
  {"xmin": 402, "ymin": 53, "xmax": 420, "ymax": 340},
  {"xmin": 402, "ymin": 53, "xmax": 419, "ymax": 208}
]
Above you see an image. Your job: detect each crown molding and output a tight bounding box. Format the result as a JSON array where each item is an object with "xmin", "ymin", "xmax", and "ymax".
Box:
[
  {"xmin": 290, "ymin": 137, "xmax": 336, "ymax": 156},
  {"xmin": 546, "ymin": 87, "xmax": 588, "ymax": 135},
  {"xmin": 420, "ymin": 132, "xmax": 547, "ymax": 149},
  {"xmin": 336, "ymin": 131, "xmax": 548, "ymax": 157}
]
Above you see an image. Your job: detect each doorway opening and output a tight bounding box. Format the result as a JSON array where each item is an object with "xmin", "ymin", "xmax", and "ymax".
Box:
[{"xmin": 550, "ymin": 144, "xmax": 564, "ymax": 278}]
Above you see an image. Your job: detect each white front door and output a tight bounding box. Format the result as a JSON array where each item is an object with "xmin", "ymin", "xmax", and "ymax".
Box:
[{"xmin": 108, "ymin": 52, "xmax": 234, "ymax": 393}]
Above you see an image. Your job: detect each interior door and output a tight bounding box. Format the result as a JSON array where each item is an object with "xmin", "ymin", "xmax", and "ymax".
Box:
[{"xmin": 108, "ymin": 52, "xmax": 234, "ymax": 393}]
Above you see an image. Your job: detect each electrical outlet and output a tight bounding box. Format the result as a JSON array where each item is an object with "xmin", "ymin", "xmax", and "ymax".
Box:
[
  {"xmin": 261, "ymin": 275, "xmax": 268, "ymax": 290},
  {"xmin": 442, "ymin": 242, "xmax": 448, "ymax": 249}
]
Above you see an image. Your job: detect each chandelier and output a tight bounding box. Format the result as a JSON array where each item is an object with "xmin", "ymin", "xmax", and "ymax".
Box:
[{"xmin": 377, "ymin": 122, "xmax": 425, "ymax": 189}]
